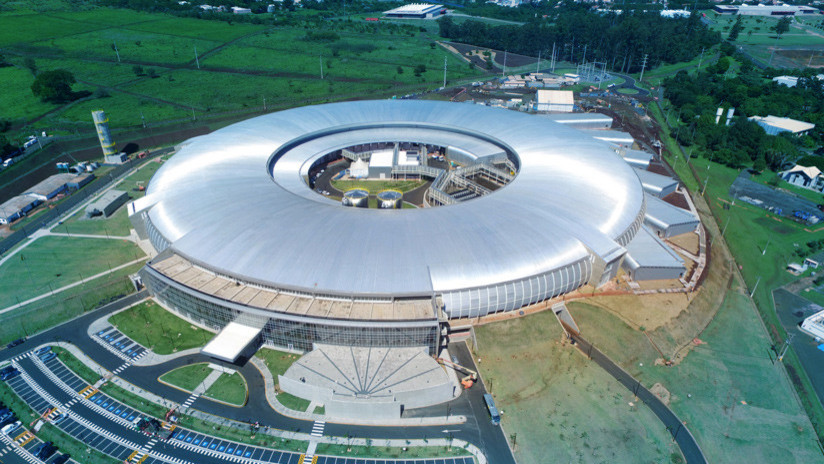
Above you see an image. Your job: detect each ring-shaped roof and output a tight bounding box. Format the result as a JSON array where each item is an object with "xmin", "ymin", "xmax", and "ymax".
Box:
[{"xmin": 141, "ymin": 100, "xmax": 645, "ymax": 298}]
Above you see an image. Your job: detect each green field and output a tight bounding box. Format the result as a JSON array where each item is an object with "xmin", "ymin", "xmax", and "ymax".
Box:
[
  {"xmin": 109, "ymin": 299, "xmax": 213, "ymax": 354},
  {"xmin": 159, "ymin": 363, "xmax": 213, "ymax": 392},
  {"xmin": 331, "ymin": 179, "xmax": 424, "ymax": 194},
  {"xmin": 0, "ymin": 4, "xmax": 485, "ymax": 134},
  {"xmin": 473, "ymin": 311, "xmax": 680, "ymax": 464},
  {"xmin": 204, "ymin": 372, "xmax": 247, "ymax": 406},
  {"xmin": 0, "ymin": 261, "xmax": 142, "ymax": 344},
  {"xmin": 650, "ymin": 102, "xmax": 824, "ymax": 442},
  {"xmin": 0, "ymin": 235, "xmax": 144, "ymax": 309}
]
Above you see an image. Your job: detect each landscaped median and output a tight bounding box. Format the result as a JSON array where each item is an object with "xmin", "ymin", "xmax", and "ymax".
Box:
[
  {"xmin": 159, "ymin": 363, "xmax": 248, "ymax": 407},
  {"xmin": 108, "ymin": 300, "xmax": 213, "ymax": 354},
  {"xmin": 254, "ymin": 348, "xmax": 310, "ymax": 412}
]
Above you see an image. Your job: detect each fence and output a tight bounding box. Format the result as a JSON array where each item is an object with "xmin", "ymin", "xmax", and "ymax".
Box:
[{"xmin": 0, "ymin": 148, "xmax": 172, "ymax": 255}]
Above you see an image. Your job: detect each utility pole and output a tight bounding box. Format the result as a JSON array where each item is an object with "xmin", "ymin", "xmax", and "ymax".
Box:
[
  {"xmin": 697, "ymin": 47, "xmax": 705, "ymax": 71},
  {"xmin": 263, "ymin": 97, "xmax": 266, "ymax": 111},
  {"xmin": 113, "ymin": 41, "xmax": 121, "ymax": 62},
  {"xmin": 320, "ymin": 56, "xmax": 324, "ymax": 79},
  {"xmin": 443, "ymin": 56, "xmax": 447, "ymax": 88},
  {"xmin": 551, "ymin": 42, "xmax": 556, "ymax": 73},
  {"xmin": 191, "ymin": 108, "xmax": 196, "ymax": 121},
  {"xmin": 777, "ymin": 333, "xmax": 795, "ymax": 362},
  {"xmin": 536, "ymin": 50, "xmax": 541, "ymax": 74},
  {"xmin": 639, "ymin": 53, "xmax": 649, "ymax": 82},
  {"xmin": 194, "ymin": 45, "xmax": 200, "ymax": 69},
  {"xmin": 582, "ymin": 44, "xmax": 587, "ymax": 64},
  {"xmin": 140, "ymin": 111, "xmax": 146, "ymax": 128}
]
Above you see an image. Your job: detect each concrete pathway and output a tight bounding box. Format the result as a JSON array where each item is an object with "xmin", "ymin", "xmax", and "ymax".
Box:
[{"xmin": 0, "ymin": 256, "xmax": 147, "ymax": 315}]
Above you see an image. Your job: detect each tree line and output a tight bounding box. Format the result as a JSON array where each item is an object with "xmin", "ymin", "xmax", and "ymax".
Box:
[
  {"xmin": 664, "ymin": 44, "xmax": 824, "ymax": 171},
  {"xmin": 437, "ymin": 5, "xmax": 720, "ymax": 73}
]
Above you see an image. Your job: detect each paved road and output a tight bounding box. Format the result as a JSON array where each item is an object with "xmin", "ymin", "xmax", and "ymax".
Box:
[
  {"xmin": 568, "ymin": 333, "xmax": 707, "ymax": 464},
  {"xmin": 0, "ymin": 291, "xmax": 515, "ymax": 464}
]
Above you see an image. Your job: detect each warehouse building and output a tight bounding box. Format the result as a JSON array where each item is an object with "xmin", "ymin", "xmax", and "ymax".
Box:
[
  {"xmin": 534, "ymin": 90, "xmax": 574, "ymax": 112},
  {"xmin": 86, "ymin": 190, "xmax": 130, "ymax": 218},
  {"xmin": 383, "ymin": 3, "xmax": 444, "ymax": 18},
  {"xmin": 26, "ymin": 173, "xmax": 77, "ymax": 200},
  {"xmin": 714, "ymin": 4, "xmax": 819, "ymax": 16},
  {"xmin": 620, "ymin": 149, "xmax": 653, "ymax": 169},
  {"xmin": 0, "ymin": 195, "xmax": 41, "ymax": 225},
  {"xmin": 634, "ymin": 168, "xmax": 678, "ymax": 198},
  {"xmin": 643, "ymin": 193, "xmax": 699, "ymax": 238},
  {"xmin": 544, "ymin": 112, "xmax": 613, "ymax": 130},
  {"xmin": 622, "ymin": 226, "xmax": 686, "ymax": 281},
  {"xmin": 749, "ymin": 115, "xmax": 815, "ymax": 136}
]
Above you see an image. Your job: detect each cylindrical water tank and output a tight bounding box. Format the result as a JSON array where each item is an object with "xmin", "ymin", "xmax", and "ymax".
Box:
[
  {"xmin": 342, "ymin": 189, "xmax": 369, "ymax": 208},
  {"xmin": 377, "ymin": 190, "xmax": 402, "ymax": 209},
  {"xmin": 92, "ymin": 110, "xmax": 117, "ymax": 156}
]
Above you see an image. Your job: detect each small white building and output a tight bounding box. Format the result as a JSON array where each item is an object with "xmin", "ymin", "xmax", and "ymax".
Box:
[
  {"xmin": 534, "ymin": 90, "xmax": 574, "ymax": 113},
  {"xmin": 231, "ymin": 6, "xmax": 252, "ymax": 13},
  {"xmin": 369, "ymin": 150, "xmax": 394, "ymax": 179},
  {"xmin": 801, "ymin": 309, "xmax": 824, "ymax": 341},
  {"xmin": 780, "ymin": 165, "xmax": 824, "ymax": 191},
  {"xmin": 749, "ymin": 115, "xmax": 815, "ymax": 137}
]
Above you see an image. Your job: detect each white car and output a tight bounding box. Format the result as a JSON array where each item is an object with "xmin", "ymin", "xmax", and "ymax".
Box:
[{"xmin": 2, "ymin": 421, "xmax": 20, "ymax": 435}]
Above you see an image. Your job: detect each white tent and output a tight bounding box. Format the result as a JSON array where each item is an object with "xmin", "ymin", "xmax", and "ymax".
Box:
[{"xmin": 349, "ymin": 158, "xmax": 369, "ymax": 178}]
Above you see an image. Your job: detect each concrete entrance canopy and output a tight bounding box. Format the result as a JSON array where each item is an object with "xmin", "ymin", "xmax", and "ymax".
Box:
[{"xmin": 202, "ymin": 321, "xmax": 263, "ymax": 363}]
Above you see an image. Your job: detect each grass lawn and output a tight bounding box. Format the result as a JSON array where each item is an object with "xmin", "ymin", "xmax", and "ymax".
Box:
[
  {"xmin": 159, "ymin": 363, "xmax": 213, "ymax": 392},
  {"xmin": 616, "ymin": 88, "xmax": 639, "ymax": 95},
  {"xmin": 315, "ymin": 442, "xmax": 472, "ymax": 460},
  {"xmin": 108, "ymin": 299, "xmax": 213, "ymax": 354},
  {"xmin": 275, "ymin": 392, "xmax": 311, "ymax": 412},
  {"xmin": 472, "ymin": 311, "xmax": 680, "ymax": 464},
  {"xmin": 570, "ymin": 280, "xmax": 822, "ymax": 463},
  {"xmin": 204, "ymin": 372, "xmax": 247, "ymax": 406},
  {"xmin": 331, "ymin": 179, "xmax": 424, "ymax": 194},
  {"xmin": 53, "ymin": 346, "xmax": 101, "ymax": 384},
  {"xmin": 0, "ymin": 66, "xmax": 59, "ymax": 124},
  {"xmin": 59, "ymin": 159, "xmax": 165, "ymax": 236},
  {"xmin": 0, "ymin": 262, "xmax": 142, "ymax": 345},
  {"xmin": 255, "ymin": 347, "xmax": 300, "ymax": 379},
  {"xmin": 0, "ymin": 235, "xmax": 144, "ymax": 309}
]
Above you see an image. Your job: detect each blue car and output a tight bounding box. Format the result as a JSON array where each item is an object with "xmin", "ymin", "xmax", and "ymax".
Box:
[
  {"xmin": 0, "ymin": 369, "xmax": 19, "ymax": 381},
  {"xmin": 39, "ymin": 352, "xmax": 57, "ymax": 363},
  {"xmin": 34, "ymin": 346, "xmax": 51, "ymax": 356}
]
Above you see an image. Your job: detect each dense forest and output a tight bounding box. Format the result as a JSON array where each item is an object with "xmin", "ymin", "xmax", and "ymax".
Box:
[
  {"xmin": 664, "ymin": 45, "xmax": 824, "ymax": 170},
  {"xmin": 437, "ymin": 6, "xmax": 720, "ymax": 73}
]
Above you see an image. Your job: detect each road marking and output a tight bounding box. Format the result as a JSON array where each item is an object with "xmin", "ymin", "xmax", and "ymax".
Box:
[{"xmin": 310, "ymin": 420, "xmax": 325, "ymax": 437}]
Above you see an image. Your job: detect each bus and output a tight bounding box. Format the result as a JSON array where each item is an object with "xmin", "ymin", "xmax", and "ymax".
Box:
[{"xmin": 483, "ymin": 393, "xmax": 501, "ymax": 425}]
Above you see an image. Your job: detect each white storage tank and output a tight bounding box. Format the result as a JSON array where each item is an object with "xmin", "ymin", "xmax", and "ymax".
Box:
[
  {"xmin": 377, "ymin": 190, "xmax": 402, "ymax": 209},
  {"xmin": 342, "ymin": 189, "xmax": 369, "ymax": 208}
]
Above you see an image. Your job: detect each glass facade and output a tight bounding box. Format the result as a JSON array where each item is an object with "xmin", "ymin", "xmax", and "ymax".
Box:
[
  {"xmin": 142, "ymin": 268, "xmax": 440, "ymax": 354},
  {"xmin": 441, "ymin": 257, "xmax": 593, "ymax": 318}
]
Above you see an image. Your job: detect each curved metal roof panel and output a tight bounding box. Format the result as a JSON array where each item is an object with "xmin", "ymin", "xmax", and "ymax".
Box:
[{"xmin": 144, "ymin": 100, "xmax": 645, "ymax": 297}]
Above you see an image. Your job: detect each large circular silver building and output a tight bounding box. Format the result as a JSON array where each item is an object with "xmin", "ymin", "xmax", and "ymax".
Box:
[{"xmin": 130, "ymin": 100, "xmax": 646, "ymax": 356}]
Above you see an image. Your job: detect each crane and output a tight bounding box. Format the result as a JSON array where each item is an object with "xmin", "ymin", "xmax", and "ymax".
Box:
[{"xmin": 435, "ymin": 357, "xmax": 478, "ymax": 389}]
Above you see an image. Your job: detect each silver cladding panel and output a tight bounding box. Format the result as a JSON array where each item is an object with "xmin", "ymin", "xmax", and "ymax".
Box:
[{"xmin": 143, "ymin": 100, "xmax": 645, "ymax": 316}]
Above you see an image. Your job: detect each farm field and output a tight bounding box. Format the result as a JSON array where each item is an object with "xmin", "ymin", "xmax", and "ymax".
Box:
[{"xmin": 0, "ymin": 3, "xmax": 486, "ymax": 136}]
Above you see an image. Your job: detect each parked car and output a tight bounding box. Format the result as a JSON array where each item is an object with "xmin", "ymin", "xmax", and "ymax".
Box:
[
  {"xmin": 38, "ymin": 352, "xmax": 57, "ymax": 363},
  {"xmin": 34, "ymin": 442, "xmax": 57, "ymax": 460},
  {"xmin": 34, "ymin": 346, "xmax": 51, "ymax": 357},
  {"xmin": 0, "ymin": 415, "xmax": 17, "ymax": 428},
  {"xmin": 6, "ymin": 338, "xmax": 25, "ymax": 349},
  {"xmin": 0, "ymin": 366, "xmax": 14, "ymax": 376},
  {"xmin": 0, "ymin": 369, "xmax": 20, "ymax": 381},
  {"xmin": 1, "ymin": 420, "xmax": 20, "ymax": 435},
  {"xmin": 51, "ymin": 413, "xmax": 68, "ymax": 425},
  {"xmin": 51, "ymin": 454, "xmax": 71, "ymax": 464}
]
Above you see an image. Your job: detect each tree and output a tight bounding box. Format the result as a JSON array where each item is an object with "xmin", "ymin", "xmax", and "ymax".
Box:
[
  {"xmin": 132, "ymin": 65, "xmax": 144, "ymax": 76},
  {"xmin": 396, "ymin": 66, "xmax": 403, "ymax": 74},
  {"xmin": 413, "ymin": 64, "xmax": 426, "ymax": 76},
  {"xmin": 774, "ymin": 17, "xmax": 791, "ymax": 39},
  {"xmin": 728, "ymin": 16, "xmax": 744, "ymax": 42},
  {"xmin": 30, "ymin": 69, "xmax": 76, "ymax": 103}
]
